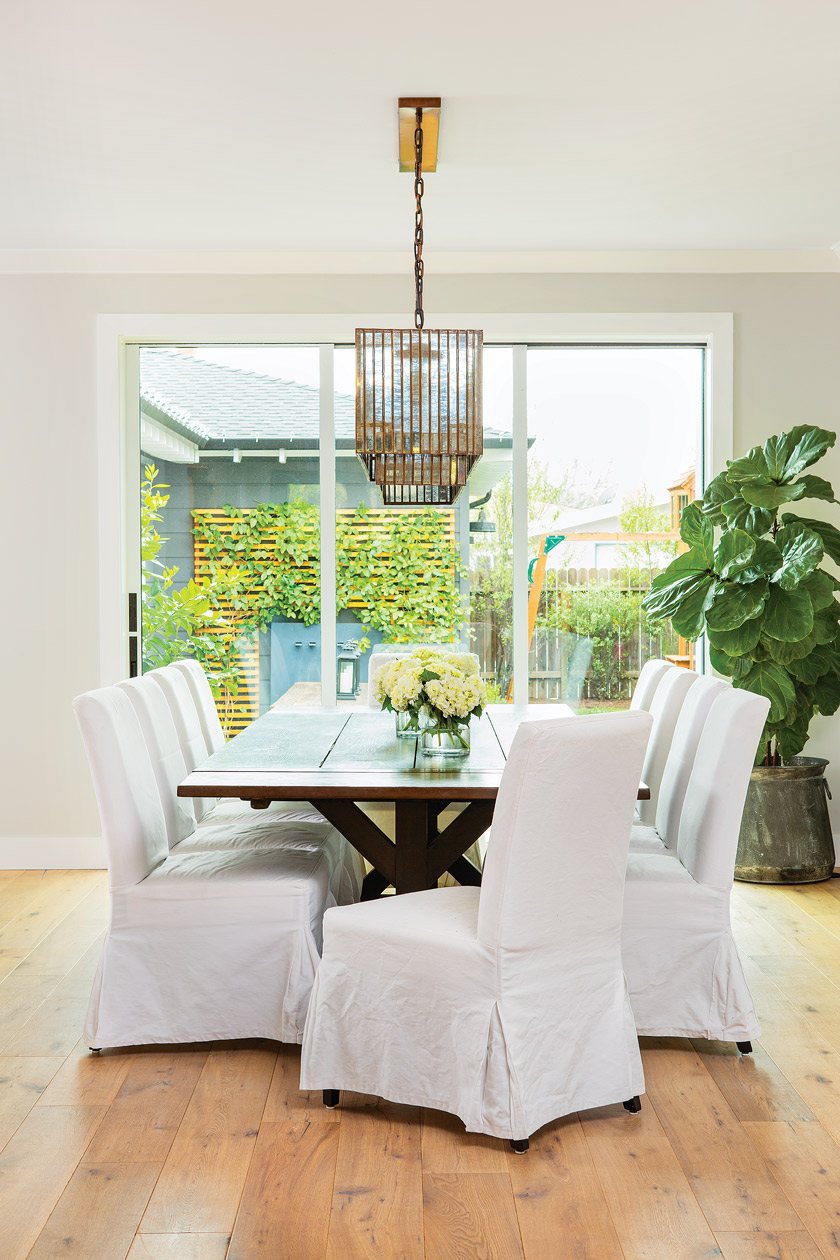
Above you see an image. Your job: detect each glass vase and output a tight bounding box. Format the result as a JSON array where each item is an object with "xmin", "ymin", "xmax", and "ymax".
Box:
[
  {"xmin": 395, "ymin": 709, "xmax": 421, "ymax": 740},
  {"xmin": 420, "ymin": 719, "xmax": 471, "ymax": 761}
]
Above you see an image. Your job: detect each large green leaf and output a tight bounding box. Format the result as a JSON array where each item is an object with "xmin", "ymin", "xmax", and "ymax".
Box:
[
  {"xmin": 709, "ymin": 644, "xmax": 751, "ymax": 678},
  {"xmin": 762, "ymin": 585, "xmax": 814, "ymax": 642},
  {"xmin": 721, "ymin": 496, "xmax": 776, "ymax": 535},
  {"xmin": 706, "ymin": 580, "xmax": 768, "ymax": 631},
  {"xmin": 771, "ymin": 521, "xmax": 824, "ymax": 590},
  {"xmin": 794, "ymin": 474, "xmax": 837, "ymax": 504},
  {"xmin": 669, "ymin": 578, "xmax": 720, "ymax": 639},
  {"xmin": 765, "ymin": 629, "xmax": 819, "ymax": 664},
  {"xmin": 708, "ymin": 617, "xmax": 763, "ymax": 656},
  {"xmin": 801, "ymin": 569, "xmax": 837, "ymax": 611},
  {"xmin": 714, "ymin": 529, "xmax": 755, "ymax": 579},
  {"xmin": 763, "ymin": 425, "xmax": 836, "ymax": 482},
  {"xmin": 729, "ymin": 537, "xmax": 783, "ymax": 582},
  {"xmin": 678, "ymin": 501, "xmax": 714, "ymax": 564},
  {"xmin": 740, "ymin": 480, "xmax": 807, "ymax": 508},
  {"xmin": 738, "ymin": 660, "xmax": 796, "ymax": 723},
  {"xmin": 788, "ymin": 643, "xmax": 836, "ymax": 685},
  {"xmin": 775, "ymin": 715, "xmax": 811, "ymax": 760},
  {"xmin": 703, "ymin": 471, "xmax": 736, "ymax": 526},
  {"xmin": 813, "ymin": 604, "xmax": 840, "ymax": 645},
  {"xmin": 813, "ymin": 668, "xmax": 840, "ymax": 716},
  {"xmin": 643, "ymin": 569, "xmax": 715, "ymax": 628},
  {"xmin": 726, "ymin": 446, "xmax": 768, "ymax": 483},
  {"xmin": 784, "ymin": 515, "xmax": 840, "ymax": 565}
]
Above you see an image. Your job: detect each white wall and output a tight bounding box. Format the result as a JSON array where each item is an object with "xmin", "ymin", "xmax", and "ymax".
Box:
[{"xmin": 1, "ymin": 270, "xmax": 839, "ymax": 865}]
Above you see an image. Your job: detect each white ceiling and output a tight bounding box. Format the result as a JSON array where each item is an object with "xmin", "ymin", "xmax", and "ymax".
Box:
[{"xmin": 3, "ymin": 0, "xmax": 839, "ymax": 254}]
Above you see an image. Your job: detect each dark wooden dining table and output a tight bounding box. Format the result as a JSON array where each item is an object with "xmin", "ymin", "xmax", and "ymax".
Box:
[{"xmin": 178, "ymin": 704, "xmax": 649, "ymax": 896}]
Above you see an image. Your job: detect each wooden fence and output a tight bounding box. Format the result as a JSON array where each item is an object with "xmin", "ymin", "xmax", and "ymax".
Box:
[{"xmin": 472, "ymin": 566, "xmax": 680, "ymax": 706}]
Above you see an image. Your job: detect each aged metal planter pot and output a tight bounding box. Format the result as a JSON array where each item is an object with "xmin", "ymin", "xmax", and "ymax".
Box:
[{"xmin": 735, "ymin": 757, "xmax": 835, "ymax": 883}]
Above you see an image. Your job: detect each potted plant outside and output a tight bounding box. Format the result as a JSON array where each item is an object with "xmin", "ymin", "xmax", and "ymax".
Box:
[{"xmin": 643, "ymin": 424, "xmax": 840, "ymax": 882}]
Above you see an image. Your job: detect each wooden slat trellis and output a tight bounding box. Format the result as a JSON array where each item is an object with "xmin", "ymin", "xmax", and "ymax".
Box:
[{"xmin": 192, "ymin": 507, "xmax": 457, "ymax": 731}]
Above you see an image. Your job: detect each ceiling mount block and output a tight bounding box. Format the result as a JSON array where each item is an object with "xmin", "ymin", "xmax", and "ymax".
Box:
[{"xmin": 398, "ymin": 98, "xmax": 441, "ymax": 172}]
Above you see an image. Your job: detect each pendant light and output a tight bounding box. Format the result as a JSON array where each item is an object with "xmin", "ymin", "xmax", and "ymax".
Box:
[{"xmin": 356, "ymin": 99, "xmax": 483, "ymax": 506}]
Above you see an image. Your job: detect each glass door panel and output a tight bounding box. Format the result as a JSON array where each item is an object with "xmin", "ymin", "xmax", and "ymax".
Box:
[
  {"xmin": 138, "ymin": 344, "xmax": 321, "ymax": 734},
  {"xmin": 525, "ymin": 346, "xmax": 703, "ymax": 708}
]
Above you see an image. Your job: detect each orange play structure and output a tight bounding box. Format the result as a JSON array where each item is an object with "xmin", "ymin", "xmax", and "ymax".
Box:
[{"xmin": 507, "ymin": 468, "xmax": 696, "ymax": 699}]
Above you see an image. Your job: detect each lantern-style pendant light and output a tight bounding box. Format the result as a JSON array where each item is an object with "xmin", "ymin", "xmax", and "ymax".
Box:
[{"xmin": 356, "ymin": 99, "xmax": 483, "ymax": 506}]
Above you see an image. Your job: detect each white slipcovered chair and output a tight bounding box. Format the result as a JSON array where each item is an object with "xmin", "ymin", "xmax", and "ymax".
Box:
[
  {"xmin": 301, "ymin": 710, "xmax": 653, "ymax": 1150},
  {"xmin": 629, "ymin": 657, "xmax": 673, "ymax": 712},
  {"xmin": 117, "ymin": 675, "xmax": 363, "ymax": 905},
  {"xmin": 170, "ymin": 657, "xmax": 226, "ymax": 754},
  {"xmin": 622, "ymin": 686, "xmax": 771, "ymax": 1049},
  {"xmin": 74, "ymin": 685, "xmax": 346, "ymax": 1049},
  {"xmin": 151, "ymin": 664, "xmax": 325, "ymax": 827},
  {"xmin": 636, "ymin": 665, "xmax": 699, "ymax": 825},
  {"xmin": 629, "ymin": 673, "xmax": 729, "ymax": 855}
]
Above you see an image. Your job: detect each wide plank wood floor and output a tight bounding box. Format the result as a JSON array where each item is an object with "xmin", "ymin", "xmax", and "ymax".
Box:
[{"xmin": 2, "ymin": 869, "xmax": 840, "ymax": 1259}]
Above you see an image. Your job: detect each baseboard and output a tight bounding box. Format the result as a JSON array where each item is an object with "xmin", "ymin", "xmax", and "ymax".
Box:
[{"xmin": 0, "ymin": 835, "xmax": 106, "ymax": 870}]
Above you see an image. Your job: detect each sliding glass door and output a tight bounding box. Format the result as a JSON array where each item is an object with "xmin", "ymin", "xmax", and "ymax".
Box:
[{"xmin": 135, "ymin": 340, "xmax": 703, "ymax": 727}]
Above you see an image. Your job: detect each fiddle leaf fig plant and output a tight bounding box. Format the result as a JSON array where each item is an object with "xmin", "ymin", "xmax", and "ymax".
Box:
[{"xmin": 643, "ymin": 425, "xmax": 840, "ymax": 765}]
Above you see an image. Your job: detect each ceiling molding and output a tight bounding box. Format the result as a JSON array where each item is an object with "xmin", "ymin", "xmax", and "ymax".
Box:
[{"xmin": 2, "ymin": 249, "xmax": 839, "ymax": 276}]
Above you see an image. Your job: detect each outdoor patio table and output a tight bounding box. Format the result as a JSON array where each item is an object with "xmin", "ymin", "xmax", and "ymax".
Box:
[{"xmin": 178, "ymin": 705, "xmax": 650, "ymax": 896}]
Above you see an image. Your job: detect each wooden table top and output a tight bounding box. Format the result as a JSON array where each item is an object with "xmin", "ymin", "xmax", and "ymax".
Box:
[{"xmin": 178, "ymin": 704, "xmax": 577, "ymax": 802}]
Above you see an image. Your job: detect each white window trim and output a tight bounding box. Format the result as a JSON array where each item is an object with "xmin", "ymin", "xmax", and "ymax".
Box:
[{"xmin": 97, "ymin": 311, "xmax": 733, "ymax": 693}]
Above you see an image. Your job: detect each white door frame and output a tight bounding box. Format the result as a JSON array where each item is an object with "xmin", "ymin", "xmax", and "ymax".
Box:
[{"xmin": 96, "ymin": 311, "xmax": 733, "ymax": 695}]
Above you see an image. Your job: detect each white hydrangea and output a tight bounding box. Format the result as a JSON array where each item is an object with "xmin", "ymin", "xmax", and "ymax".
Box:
[{"xmin": 376, "ymin": 648, "xmax": 485, "ymax": 722}]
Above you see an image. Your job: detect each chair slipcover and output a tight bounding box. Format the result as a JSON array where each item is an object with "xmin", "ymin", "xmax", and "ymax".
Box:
[
  {"xmin": 74, "ymin": 685, "xmax": 348, "ymax": 1048},
  {"xmin": 629, "ymin": 658, "xmax": 673, "ymax": 712},
  {"xmin": 636, "ymin": 666, "xmax": 698, "ymax": 825},
  {"xmin": 116, "ymin": 676, "xmax": 362, "ymax": 905},
  {"xmin": 301, "ymin": 710, "xmax": 652, "ymax": 1141},
  {"xmin": 151, "ymin": 665, "xmax": 325, "ymax": 827},
  {"xmin": 149, "ymin": 666, "xmax": 218, "ymax": 820},
  {"xmin": 622, "ymin": 687, "xmax": 770, "ymax": 1042},
  {"xmin": 629, "ymin": 674, "xmax": 729, "ymax": 855},
  {"xmin": 171, "ymin": 658, "xmax": 226, "ymax": 754}
]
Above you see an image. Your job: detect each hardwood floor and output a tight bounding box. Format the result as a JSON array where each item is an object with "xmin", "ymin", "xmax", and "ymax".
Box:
[{"xmin": 2, "ymin": 870, "xmax": 840, "ymax": 1259}]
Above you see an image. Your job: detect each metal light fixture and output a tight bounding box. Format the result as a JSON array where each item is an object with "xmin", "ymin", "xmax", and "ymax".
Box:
[{"xmin": 356, "ymin": 99, "xmax": 483, "ymax": 506}]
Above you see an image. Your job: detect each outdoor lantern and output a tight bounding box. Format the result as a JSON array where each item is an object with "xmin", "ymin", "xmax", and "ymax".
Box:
[
  {"xmin": 336, "ymin": 641, "xmax": 361, "ymax": 699},
  {"xmin": 356, "ymin": 99, "xmax": 483, "ymax": 506}
]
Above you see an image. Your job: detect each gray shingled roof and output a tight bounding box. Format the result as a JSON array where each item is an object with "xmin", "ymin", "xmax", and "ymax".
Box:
[
  {"xmin": 139, "ymin": 347, "xmax": 514, "ymax": 451},
  {"xmin": 139, "ymin": 348, "xmax": 353, "ymax": 449}
]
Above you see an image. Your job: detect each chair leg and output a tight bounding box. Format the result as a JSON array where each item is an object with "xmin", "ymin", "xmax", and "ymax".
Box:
[
  {"xmin": 509, "ymin": 1138, "xmax": 530, "ymax": 1153},
  {"xmin": 736, "ymin": 1040, "xmax": 753, "ymax": 1055},
  {"xmin": 623, "ymin": 1096, "xmax": 642, "ymax": 1113},
  {"xmin": 323, "ymin": 1089, "xmax": 340, "ymax": 1109}
]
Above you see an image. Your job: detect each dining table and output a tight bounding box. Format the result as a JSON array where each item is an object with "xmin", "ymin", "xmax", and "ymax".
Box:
[{"xmin": 178, "ymin": 704, "xmax": 650, "ymax": 897}]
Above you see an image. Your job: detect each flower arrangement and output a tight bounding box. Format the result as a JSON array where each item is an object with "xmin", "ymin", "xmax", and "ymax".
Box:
[{"xmin": 374, "ymin": 649, "xmax": 487, "ymax": 755}]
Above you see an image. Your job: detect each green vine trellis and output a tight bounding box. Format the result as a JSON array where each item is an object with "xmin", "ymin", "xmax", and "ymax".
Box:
[{"xmin": 191, "ymin": 498, "xmax": 467, "ymax": 644}]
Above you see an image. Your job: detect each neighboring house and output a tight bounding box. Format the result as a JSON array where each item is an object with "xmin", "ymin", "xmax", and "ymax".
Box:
[
  {"xmin": 140, "ymin": 347, "xmax": 516, "ymax": 577},
  {"xmin": 139, "ymin": 348, "xmax": 515, "ymax": 712}
]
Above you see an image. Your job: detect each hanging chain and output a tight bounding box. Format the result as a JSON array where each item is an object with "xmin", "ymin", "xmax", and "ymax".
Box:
[{"xmin": 413, "ymin": 107, "xmax": 424, "ymax": 330}]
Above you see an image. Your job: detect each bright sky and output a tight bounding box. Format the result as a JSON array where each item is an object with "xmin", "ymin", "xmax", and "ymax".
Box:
[{"xmin": 193, "ymin": 344, "xmax": 700, "ymax": 506}]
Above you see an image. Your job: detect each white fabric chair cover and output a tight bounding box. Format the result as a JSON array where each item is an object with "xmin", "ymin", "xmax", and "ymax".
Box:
[
  {"xmin": 629, "ymin": 674, "xmax": 729, "ymax": 855},
  {"xmin": 149, "ymin": 666, "xmax": 218, "ymax": 820},
  {"xmin": 152, "ymin": 665, "xmax": 325, "ymax": 828},
  {"xmin": 629, "ymin": 658, "xmax": 673, "ymax": 712},
  {"xmin": 118, "ymin": 674, "xmax": 199, "ymax": 847},
  {"xmin": 301, "ymin": 710, "xmax": 652, "ymax": 1141},
  {"xmin": 636, "ymin": 666, "xmax": 698, "ymax": 825},
  {"xmin": 171, "ymin": 658, "xmax": 226, "ymax": 753},
  {"xmin": 622, "ymin": 687, "xmax": 770, "ymax": 1042},
  {"xmin": 74, "ymin": 685, "xmax": 346, "ymax": 1048},
  {"xmin": 115, "ymin": 676, "xmax": 361, "ymax": 902}
]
